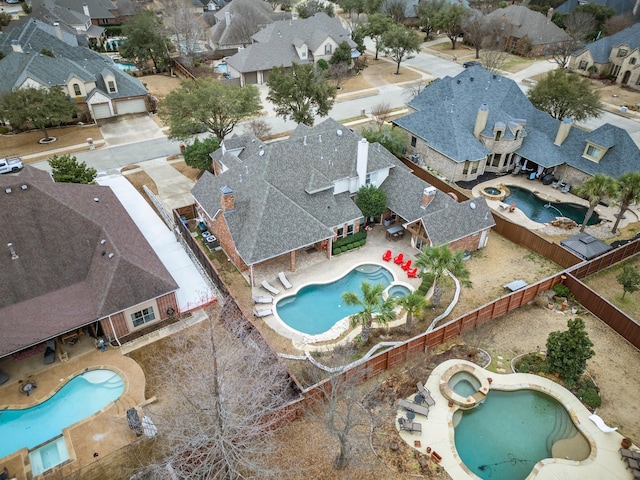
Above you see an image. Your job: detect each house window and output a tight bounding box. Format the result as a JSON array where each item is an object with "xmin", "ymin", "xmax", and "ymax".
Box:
[
  {"xmin": 73, "ymin": 83, "xmax": 81, "ymax": 96},
  {"xmin": 462, "ymin": 161, "xmax": 471, "ymax": 175},
  {"xmin": 108, "ymin": 80, "xmax": 116, "ymax": 93},
  {"xmin": 131, "ymin": 307, "xmax": 156, "ymax": 327},
  {"xmin": 365, "ymin": 173, "xmax": 371, "ymax": 185},
  {"xmin": 325, "ymin": 43, "xmax": 332, "ymax": 55},
  {"xmin": 630, "ymin": 58, "xmax": 637, "ymax": 65},
  {"xmin": 301, "ymin": 48, "xmax": 307, "ymax": 59},
  {"xmin": 337, "ymin": 227, "xmax": 344, "ymax": 237},
  {"xmin": 347, "ymin": 223, "xmax": 354, "ymax": 235},
  {"xmin": 495, "ymin": 130, "xmax": 502, "ymax": 141},
  {"xmin": 617, "ymin": 48, "xmax": 628, "ymax": 57},
  {"xmin": 491, "ymin": 153, "xmax": 501, "ymax": 167},
  {"xmin": 585, "ymin": 144, "xmax": 601, "ymax": 159},
  {"xmin": 578, "ymin": 60, "xmax": 588, "ymax": 70},
  {"xmin": 410, "ymin": 136, "xmax": 417, "ymax": 147}
]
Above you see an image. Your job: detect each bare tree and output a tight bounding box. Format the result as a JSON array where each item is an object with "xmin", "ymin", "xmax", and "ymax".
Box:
[
  {"xmin": 479, "ymin": 18, "xmax": 514, "ymax": 73},
  {"xmin": 370, "ymin": 102, "xmax": 391, "ymax": 129},
  {"xmin": 247, "ymin": 119, "xmax": 272, "ymax": 140},
  {"xmin": 133, "ymin": 301, "xmax": 298, "ymax": 479},
  {"xmin": 548, "ymin": 11, "xmax": 596, "ymax": 68},
  {"xmin": 329, "ymin": 62, "xmax": 351, "ymax": 90},
  {"xmin": 382, "ymin": 0, "xmax": 407, "ymax": 24},
  {"xmin": 480, "ymin": 47, "xmax": 511, "ymax": 73},
  {"xmin": 404, "ymin": 80, "xmax": 431, "ymax": 100},
  {"xmin": 158, "ymin": 0, "xmax": 205, "ymax": 57},
  {"xmin": 603, "ymin": 14, "xmax": 635, "ymax": 35},
  {"xmin": 305, "ymin": 347, "xmax": 377, "ymax": 471},
  {"xmin": 462, "ymin": 14, "xmax": 490, "ymax": 59}
]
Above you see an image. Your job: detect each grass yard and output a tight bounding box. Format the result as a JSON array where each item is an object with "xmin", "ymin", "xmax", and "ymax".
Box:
[{"xmin": 582, "ymin": 254, "xmax": 640, "ymax": 319}]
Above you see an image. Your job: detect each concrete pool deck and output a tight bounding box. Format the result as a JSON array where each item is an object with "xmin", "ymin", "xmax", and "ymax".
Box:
[
  {"xmin": 248, "ymin": 224, "xmax": 423, "ymax": 350},
  {"xmin": 471, "ymin": 174, "xmax": 637, "ymax": 234},
  {"xmin": 396, "ymin": 359, "xmax": 634, "ymax": 480}
]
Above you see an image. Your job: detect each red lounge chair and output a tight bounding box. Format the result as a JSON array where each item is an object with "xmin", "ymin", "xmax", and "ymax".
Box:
[
  {"xmin": 407, "ymin": 268, "xmax": 418, "ymax": 278},
  {"xmin": 382, "ymin": 250, "xmax": 392, "ymax": 261},
  {"xmin": 402, "ymin": 259, "xmax": 412, "ymax": 271},
  {"xmin": 394, "ymin": 253, "xmax": 404, "ymax": 265}
]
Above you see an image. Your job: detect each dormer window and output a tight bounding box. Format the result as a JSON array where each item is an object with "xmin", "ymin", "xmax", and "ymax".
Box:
[
  {"xmin": 583, "ymin": 143, "xmax": 604, "ymax": 161},
  {"xmin": 495, "ymin": 130, "xmax": 502, "ymax": 141},
  {"xmin": 73, "ymin": 83, "xmax": 81, "ymax": 96},
  {"xmin": 617, "ymin": 48, "xmax": 628, "ymax": 57},
  {"xmin": 301, "ymin": 47, "xmax": 307, "ymax": 59},
  {"xmin": 107, "ymin": 80, "xmax": 116, "ymax": 93},
  {"xmin": 325, "ymin": 43, "xmax": 332, "ymax": 55}
]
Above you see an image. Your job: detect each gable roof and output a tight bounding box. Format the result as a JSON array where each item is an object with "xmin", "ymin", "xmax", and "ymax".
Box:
[
  {"xmin": 485, "ymin": 6, "xmax": 572, "ymax": 46},
  {"xmin": 556, "ymin": 0, "xmax": 638, "ymax": 16},
  {"xmin": 0, "ymin": 19, "xmax": 147, "ymax": 100},
  {"xmin": 572, "ymin": 23, "xmax": 640, "ymax": 63},
  {"xmin": 560, "ymin": 232, "xmax": 613, "ymax": 259},
  {"xmin": 0, "ymin": 167, "xmax": 178, "ymax": 358},
  {"xmin": 393, "ymin": 67, "xmax": 640, "ymax": 178},
  {"xmin": 192, "ymin": 118, "xmax": 495, "ymax": 265},
  {"xmin": 227, "ymin": 13, "xmax": 356, "ymax": 73}
]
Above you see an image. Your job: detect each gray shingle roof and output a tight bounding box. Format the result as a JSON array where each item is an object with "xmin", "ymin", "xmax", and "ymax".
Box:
[
  {"xmin": 560, "ymin": 232, "xmax": 612, "ymax": 260},
  {"xmin": 393, "ymin": 67, "xmax": 640, "ymax": 178},
  {"xmin": 0, "ymin": 19, "xmax": 147, "ymax": 100},
  {"xmin": 0, "ymin": 167, "xmax": 177, "ymax": 358},
  {"xmin": 556, "ymin": 0, "xmax": 637, "ymax": 15},
  {"xmin": 193, "ymin": 118, "xmax": 495, "ymax": 264},
  {"xmin": 572, "ymin": 23, "xmax": 640, "ymax": 63},
  {"xmin": 485, "ymin": 6, "xmax": 572, "ymax": 46}
]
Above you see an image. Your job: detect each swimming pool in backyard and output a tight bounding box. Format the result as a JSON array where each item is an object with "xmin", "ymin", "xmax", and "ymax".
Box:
[
  {"xmin": 504, "ymin": 185, "xmax": 600, "ymax": 225},
  {"xmin": 0, "ymin": 369, "xmax": 124, "ymax": 469},
  {"xmin": 454, "ymin": 389, "xmax": 590, "ymax": 480},
  {"xmin": 276, "ymin": 264, "xmax": 395, "ymax": 335}
]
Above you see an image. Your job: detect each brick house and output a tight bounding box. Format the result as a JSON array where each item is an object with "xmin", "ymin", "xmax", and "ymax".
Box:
[
  {"xmin": 190, "ymin": 118, "xmax": 495, "ymax": 286},
  {"xmin": 393, "ymin": 67, "xmax": 640, "ymax": 186},
  {"xmin": 568, "ymin": 23, "xmax": 640, "ymax": 91},
  {"xmin": 0, "ymin": 167, "xmax": 179, "ymax": 361}
]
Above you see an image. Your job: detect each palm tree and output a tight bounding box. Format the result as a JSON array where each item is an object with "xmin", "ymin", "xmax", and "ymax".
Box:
[
  {"xmin": 574, "ymin": 174, "xmax": 618, "ymax": 233},
  {"xmin": 611, "ymin": 172, "xmax": 640, "ymax": 234},
  {"xmin": 414, "ymin": 245, "xmax": 471, "ymax": 307},
  {"xmin": 397, "ymin": 292, "xmax": 429, "ymax": 334},
  {"xmin": 341, "ymin": 281, "xmax": 396, "ymax": 344}
]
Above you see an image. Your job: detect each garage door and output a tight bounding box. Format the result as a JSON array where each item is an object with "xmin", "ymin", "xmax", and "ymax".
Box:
[
  {"xmin": 92, "ymin": 103, "xmax": 112, "ymax": 119},
  {"xmin": 244, "ymin": 71, "xmax": 257, "ymax": 85},
  {"xmin": 116, "ymin": 98, "xmax": 147, "ymax": 115}
]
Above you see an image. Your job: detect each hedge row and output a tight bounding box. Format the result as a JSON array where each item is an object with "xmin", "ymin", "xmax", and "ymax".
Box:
[
  {"xmin": 332, "ymin": 230, "xmax": 367, "ymax": 250},
  {"xmin": 417, "ymin": 273, "xmax": 434, "ymax": 296},
  {"xmin": 333, "ymin": 239, "xmax": 366, "ymax": 255}
]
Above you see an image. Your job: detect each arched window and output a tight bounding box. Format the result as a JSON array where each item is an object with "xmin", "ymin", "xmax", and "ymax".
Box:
[{"xmin": 73, "ymin": 83, "xmax": 81, "ymax": 96}]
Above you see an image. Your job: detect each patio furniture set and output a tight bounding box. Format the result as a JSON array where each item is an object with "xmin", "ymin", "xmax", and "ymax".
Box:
[
  {"xmin": 621, "ymin": 448, "xmax": 640, "ymax": 479},
  {"xmin": 254, "ymin": 272, "xmax": 293, "ymax": 317},
  {"xmin": 397, "ymin": 382, "xmax": 437, "ymax": 433},
  {"xmin": 382, "ymin": 250, "xmax": 418, "ymax": 278}
]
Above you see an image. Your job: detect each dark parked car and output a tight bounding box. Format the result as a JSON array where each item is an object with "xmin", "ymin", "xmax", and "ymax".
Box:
[{"xmin": 463, "ymin": 61, "xmax": 482, "ymax": 68}]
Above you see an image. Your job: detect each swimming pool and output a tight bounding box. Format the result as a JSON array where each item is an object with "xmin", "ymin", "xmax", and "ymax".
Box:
[
  {"xmin": 0, "ymin": 369, "xmax": 124, "ymax": 460},
  {"xmin": 504, "ymin": 185, "xmax": 600, "ymax": 225},
  {"xmin": 114, "ymin": 61, "xmax": 136, "ymax": 71},
  {"xmin": 276, "ymin": 264, "xmax": 394, "ymax": 335},
  {"xmin": 454, "ymin": 389, "xmax": 590, "ymax": 480}
]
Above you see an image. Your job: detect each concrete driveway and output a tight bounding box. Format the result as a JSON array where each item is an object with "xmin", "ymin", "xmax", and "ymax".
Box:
[{"xmin": 98, "ymin": 113, "xmax": 166, "ymax": 146}]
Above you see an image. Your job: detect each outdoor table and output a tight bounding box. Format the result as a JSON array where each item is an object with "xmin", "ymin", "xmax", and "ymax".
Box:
[
  {"xmin": 386, "ymin": 225, "xmax": 404, "ymax": 240},
  {"xmin": 415, "ymin": 394, "xmax": 425, "ymax": 404},
  {"xmin": 406, "ymin": 411, "xmax": 416, "ymax": 421}
]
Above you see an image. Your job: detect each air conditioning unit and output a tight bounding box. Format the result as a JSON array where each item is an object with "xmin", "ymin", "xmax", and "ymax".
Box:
[{"xmin": 410, "ymin": 153, "xmax": 420, "ymax": 163}]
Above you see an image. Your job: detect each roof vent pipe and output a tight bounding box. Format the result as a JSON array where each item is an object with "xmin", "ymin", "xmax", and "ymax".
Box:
[{"xmin": 7, "ymin": 243, "xmax": 18, "ymax": 260}]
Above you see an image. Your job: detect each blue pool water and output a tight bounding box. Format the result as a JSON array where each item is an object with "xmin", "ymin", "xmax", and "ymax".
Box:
[
  {"xmin": 276, "ymin": 264, "xmax": 393, "ymax": 335},
  {"xmin": 0, "ymin": 369, "xmax": 124, "ymax": 459},
  {"xmin": 387, "ymin": 285, "xmax": 410, "ymax": 298},
  {"xmin": 504, "ymin": 185, "xmax": 600, "ymax": 225},
  {"xmin": 454, "ymin": 389, "xmax": 587, "ymax": 480},
  {"xmin": 114, "ymin": 62, "xmax": 136, "ymax": 71}
]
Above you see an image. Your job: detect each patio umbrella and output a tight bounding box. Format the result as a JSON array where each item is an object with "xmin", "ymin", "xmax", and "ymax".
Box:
[{"xmin": 126, "ymin": 408, "xmax": 143, "ymax": 436}]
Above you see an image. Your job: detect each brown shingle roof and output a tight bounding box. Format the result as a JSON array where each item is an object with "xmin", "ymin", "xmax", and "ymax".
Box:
[{"xmin": 0, "ymin": 167, "xmax": 177, "ymax": 357}]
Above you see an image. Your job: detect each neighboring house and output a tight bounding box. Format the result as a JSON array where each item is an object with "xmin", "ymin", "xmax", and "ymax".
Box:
[
  {"xmin": 393, "ymin": 67, "xmax": 640, "ymax": 186},
  {"xmin": 192, "ymin": 0, "xmax": 227, "ymax": 14},
  {"xmin": 190, "ymin": 118, "xmax": 494, "ymax": 284},
  {"xmin": 0, "ymin": 19, "xmax": 150, "ymax": 122},
  {"xmin": 568, "ymin": 23, "xmax": 640, "ymax": 90},
  {"xmin": 30, "ymin": 0, "xmax": 106, "ymax": 44},
  {"xmin": 207, "ymin": 0, "xmax": 291, "ymax": 53},
  {"xmin": 225, "ymin": 13, "xmax": 359, "ymax": 86},
  {"xmin": 380, "ymin": 0, "xmax": 470, "ymax": 26},
  {"xmin": 0, "ymin": 167, "xmax": 179, "ymax": 361},
  {"xmin": 484, "ymin": 5, "xmax": 572, "ymax": 56},
  {"xmin": 555, "ymin": 0, "xmax": 639, "ymax": 17}
]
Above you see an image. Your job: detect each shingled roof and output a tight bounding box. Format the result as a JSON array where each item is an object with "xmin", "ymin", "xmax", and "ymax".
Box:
[
  {"xmin": 571, "ymin": 23, "xmax": 640, "ymax": 63},
  {"xmin": 485, "ymin": 5, "xmax": 571, "ymax": 46},
  {"xmin": 192, "ymin": 118, "xmax": 495, "ymax": 265},
  {"xmin": 0, "ymin": 19, "xmax": 147, "ymax": 100},
  {"xmin": 0, "ymin": 168, "xmax": 177, "ymax": 358},
  {"xmin": 393, "ymin": 67, "xmax": 640, "ymax": 178}
]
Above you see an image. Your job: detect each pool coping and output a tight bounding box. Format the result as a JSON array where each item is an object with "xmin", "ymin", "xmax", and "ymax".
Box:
[
  {"xmin": 263, "ymin": 261, "xmax": 415, "ymax": 345},
  {"xmin": 396, "ymin": 359, "xmax": 630, "ymax": 480}
]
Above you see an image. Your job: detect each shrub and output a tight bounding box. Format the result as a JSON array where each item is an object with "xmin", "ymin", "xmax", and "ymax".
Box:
[
  {"xmin": 580, "ymin": 389, "xmax": 602, "ymax": 409},
  {"xmin": 514, "ymin": 353, "xmax": 548, "ymax": 374},
  {"xmin": 552, "ymin": 284, "xmax": 574, "ymax": 301},
  {"xmin": 0, "ymin": 126, "xmax": 9, "ymax": 134}
]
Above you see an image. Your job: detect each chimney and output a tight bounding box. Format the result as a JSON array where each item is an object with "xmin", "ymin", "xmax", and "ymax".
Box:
[
  {"xmin": 547, "ymin": 7, "xmax": 554, "ymax": 21},
  {"xmin": 473, "ymin": 104, "xmax": 489, "ymax": 139},
  {"xmin": 225, "ymin": 11, "xmax": 231, "ymax": 25},
  {"xmin": 356, "ymin": 138, "xmax": 369, "ymax": 187},
  {"xmin": 220, "ymin": 185, "xmax": 234, "ymax": 212},
  {"xmin": 83, "ymin": 3, "xmax": 90, "ymax": 16},
  {"xmin": 554, "ymin": 117, "xmax": 572, "ymax": 146},
  {"xmin": 53, "ymin": 22, "xmax": 63, "ymax": 40},
  {"xmin": 11, "ymin": 40, "xmax": 23, "ymax": 53},
  {"xmin": 421, "ymin": 186, "xmax": 437, "ymax": 209}
]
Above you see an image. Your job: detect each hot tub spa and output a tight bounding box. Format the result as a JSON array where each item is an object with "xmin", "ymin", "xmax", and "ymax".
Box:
[{"xmin": 480, "ymin": 185, "xmax": 508, "ymax": 202}]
